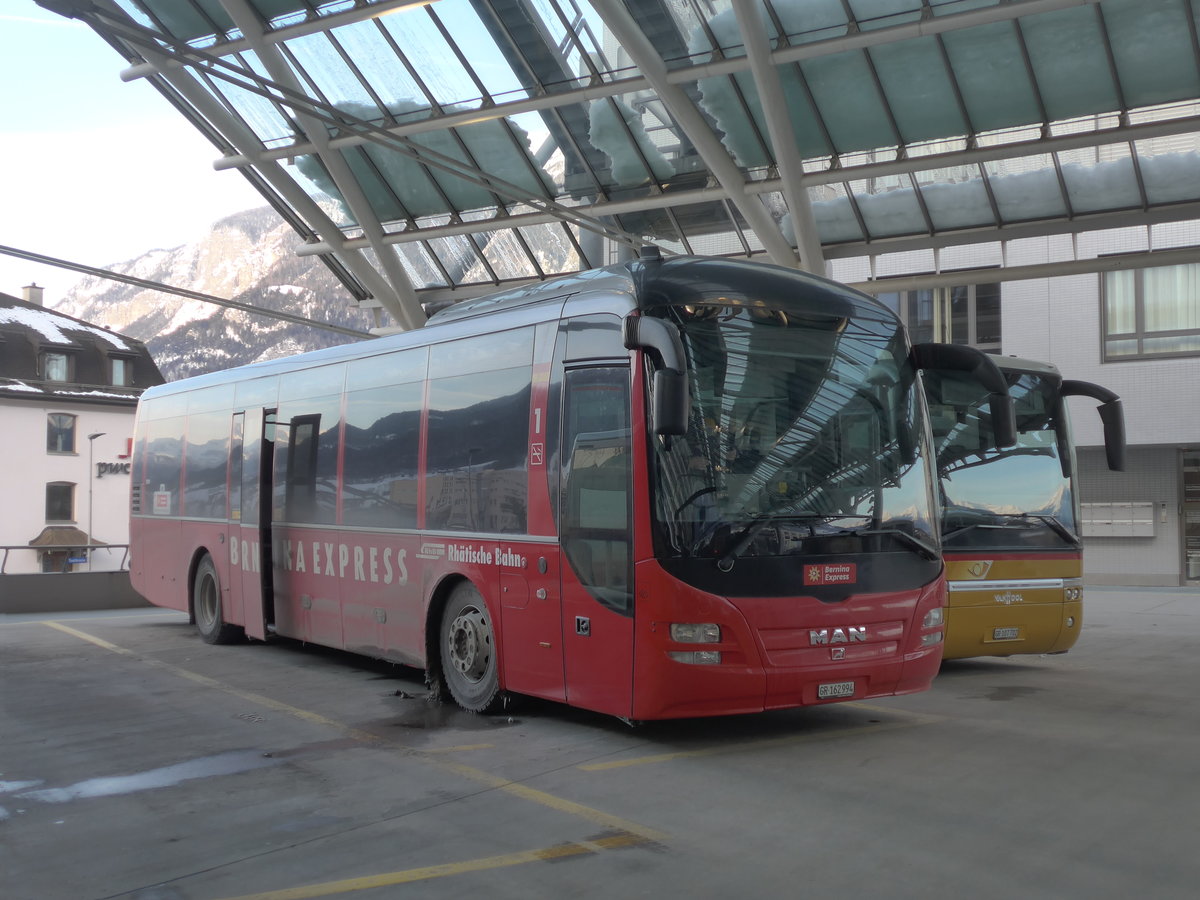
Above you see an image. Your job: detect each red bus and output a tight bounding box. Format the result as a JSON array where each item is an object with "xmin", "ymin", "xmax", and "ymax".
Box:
[
  {"xmin": 923, "ymin": 356, "xmax": 1125, "ymax": 659},
  {"xmin": 129, "ymin": 253, "xmax": 1009, "ymax": 720}
]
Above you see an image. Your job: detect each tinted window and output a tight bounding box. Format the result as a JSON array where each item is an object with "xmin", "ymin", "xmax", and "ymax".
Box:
[
  {"xmin": 47, "ymin": 414, "xmax": 76, "ymax": 453},
  {"xmin": 275, "ymin": 399, "xmax": 340, "ymax": 525},
  {"xmin": 343, "ymin": 383, "xmax": 422, "ymax": 529},
  {"xmin": 144, "ymin": 417, "xmax": 184, "ymax": 516},
  {"xmin": 426, "ymin": 367, "xmax": 531, "ymax": 534},
  {"xmin": 183, "ymin": 411, "xmax": 229, "ymax": 519}
]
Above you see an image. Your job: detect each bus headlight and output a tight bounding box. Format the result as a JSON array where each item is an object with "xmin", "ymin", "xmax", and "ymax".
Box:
[
  {"xmin": 668, "ymin": 650, "xmax": 722, "ymax": 665},
  {"xmin": 922, "ymin": 608, "xmax": 944, "ymax": 629},
  {"xmin": 670, "ymin": 623, "xmax": 721, "ymax": 643}
]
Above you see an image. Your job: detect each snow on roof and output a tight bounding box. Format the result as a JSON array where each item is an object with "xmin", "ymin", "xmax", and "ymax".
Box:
[{"xmin": 0, "ymin": 304, "xmax": 135, "ymax": 350}]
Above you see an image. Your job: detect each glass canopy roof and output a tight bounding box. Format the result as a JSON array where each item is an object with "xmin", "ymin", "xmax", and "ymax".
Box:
[{"xmin": 45, "ymin": 0, "xmax": 1200, "ymax": 330}]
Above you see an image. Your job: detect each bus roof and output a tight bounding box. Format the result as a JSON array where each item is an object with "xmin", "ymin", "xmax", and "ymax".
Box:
[{"xmin": 141, "ymin": 254, "xmax": 892, "ymax": 401}]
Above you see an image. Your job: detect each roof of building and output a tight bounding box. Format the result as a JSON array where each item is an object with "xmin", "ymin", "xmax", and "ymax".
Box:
[
  {"xmin": 48, "ymin": 0, "xmax": 1200, "ymax": 328},
  {"xmin": 0, "ymin": 292, "xmax": 165, "ymax": 404}
]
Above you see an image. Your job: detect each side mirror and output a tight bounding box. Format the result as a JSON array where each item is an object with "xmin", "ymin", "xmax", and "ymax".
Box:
[
  {"xmin": 912, "ymin": 343, "xmax": 1016, "ymax": 449},
  {"xmin": 1061, "ymin": 380, "xmax": 1126, "ymax": 472},
  {"xmin": 624, "ymin": 315, "xmax": 690, "ymax": 436},
  {"xmin": 652, "ymin": 369, "xmax": 688, "ymax": 436}
]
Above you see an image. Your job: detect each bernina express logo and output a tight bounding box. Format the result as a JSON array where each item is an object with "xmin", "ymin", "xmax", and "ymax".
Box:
[
  {"xmin": 804, "ymin": 563, "xmax": 857, "ymax": 586},
  {"xmin": 810, "ymin": 626, "xmax": 868, "ymax": 646}
]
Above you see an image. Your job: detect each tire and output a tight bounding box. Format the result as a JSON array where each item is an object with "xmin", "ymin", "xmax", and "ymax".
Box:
[
  {"xmin": 193, "ymin": 554, "xmax": 242, "ymax": 645},
  {"xmin": 439, "ymin": 581, "xmax": 501, "ymax": 713}
]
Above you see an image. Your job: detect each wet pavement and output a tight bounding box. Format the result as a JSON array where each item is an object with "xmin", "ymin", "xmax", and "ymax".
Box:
[{"xmin": 2, "ymin": 587, "xmax": 1198, "ymax": 900}]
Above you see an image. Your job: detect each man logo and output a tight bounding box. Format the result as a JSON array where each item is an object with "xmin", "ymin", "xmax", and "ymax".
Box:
[{"xmin": 810, "ymin": 626, "xmax": 867, "ymax": 645}]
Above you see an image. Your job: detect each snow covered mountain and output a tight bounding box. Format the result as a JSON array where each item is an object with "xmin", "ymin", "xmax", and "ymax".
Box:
[{"xmin": 53, "ymin": 207, "xmax": 375, "ymax": 381}]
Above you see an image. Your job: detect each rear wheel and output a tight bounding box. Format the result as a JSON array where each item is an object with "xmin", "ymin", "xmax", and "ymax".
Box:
[
  {"xmin": 439, "ymin": 582, "xmax": 501, "ymax": 713},
  {"xmin": 193, "ymin": 554, "xmax": 241, "ymax": 645}
]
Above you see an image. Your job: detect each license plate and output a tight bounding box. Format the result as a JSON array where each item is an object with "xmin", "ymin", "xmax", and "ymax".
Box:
[
  {"xmin": 992, "ymin": 626, "xmax": 1020, "ymax": 641},
  {"xmin": 818, "ymin": 680, "xmax": 856, "ymax": 699}
]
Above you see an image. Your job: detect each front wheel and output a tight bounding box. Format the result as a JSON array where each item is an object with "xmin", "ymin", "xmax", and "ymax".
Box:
[
  {"xmin": 193, "ymin": 554, "xmax": 242, "ymax": 645},
  {"xmin": 439, "ymin": 582, "xmax": 501, "ymax": 713}
]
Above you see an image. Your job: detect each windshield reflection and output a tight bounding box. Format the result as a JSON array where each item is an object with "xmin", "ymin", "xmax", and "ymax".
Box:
[
  {"xmin": 928, "ymin": 371, "xmax": 1079, "ymax": 550},
  {"xmin": 651, "ymin": 302, "xmax": 938, "ymax": 561}
]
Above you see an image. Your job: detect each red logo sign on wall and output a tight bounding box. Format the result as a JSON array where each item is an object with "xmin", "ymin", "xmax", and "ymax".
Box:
[{"xmin": 804, "ymin": 563, "xmax": 857, "ymax": 586}]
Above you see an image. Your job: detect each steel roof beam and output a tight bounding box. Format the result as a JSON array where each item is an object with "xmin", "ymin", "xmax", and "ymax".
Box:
[
  {"xmin": 293, "ymin": 114, "xmax": 1200, "ymax": 254},
  {"xmin": 199, "ymin": 0, "xmax": 1104, "ymax": 174},
  {"xmin": 847, "ymin": 245, "xmax": 1200, "ymax": 294},
  {"xmin": 732, "ymin": 0, "xmax": 824, "ymax": 273},
  {"xmin": 588, "ymin": 0, "xmax": 797, "ymax": 266},
  {"xmin": 220, "ymin": 0, "xmax": 428, "ymax": 330}
]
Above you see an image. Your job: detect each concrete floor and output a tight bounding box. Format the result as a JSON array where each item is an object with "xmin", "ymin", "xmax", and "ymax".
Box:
[{"xmin": 2, "ymin": 586, "xmax": 1198, "ymax": 900}]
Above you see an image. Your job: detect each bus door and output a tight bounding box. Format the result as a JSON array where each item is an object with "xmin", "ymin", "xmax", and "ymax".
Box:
[
  {"xmin": 231, "ymin": 408, "xmax": 275, "ymax": 639},
  {"xmin": 558, "ymin": 366, "xmax": 635, "ymax": 718}
]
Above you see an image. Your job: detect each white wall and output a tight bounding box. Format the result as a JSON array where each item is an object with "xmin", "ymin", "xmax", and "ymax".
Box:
[{"xmin": 1, "ymin": 400, "xmax": 138, "ymax": 574}]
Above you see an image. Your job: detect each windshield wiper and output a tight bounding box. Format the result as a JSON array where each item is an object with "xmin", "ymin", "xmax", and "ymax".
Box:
[{"xmin": 837, "ymin": 527, "xmax": 940, "ymax": 561}]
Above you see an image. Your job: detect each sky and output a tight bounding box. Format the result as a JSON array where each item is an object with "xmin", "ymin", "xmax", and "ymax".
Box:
[{"xmin": 0, "ymin": 2, "xmax": 264, "ymax": 305}]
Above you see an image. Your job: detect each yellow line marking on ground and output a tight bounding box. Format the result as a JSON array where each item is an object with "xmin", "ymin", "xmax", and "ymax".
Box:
[
  {"xmin": 36, "ymin": 621, "xmax": 666, "ymax": 844},
  {"xmin": 218, "ymin": 832, "xmax": 645, "ymax": 900},
  {"xmin": 578, "ymin": 709, "xmax": 943, "ymax": 771}
]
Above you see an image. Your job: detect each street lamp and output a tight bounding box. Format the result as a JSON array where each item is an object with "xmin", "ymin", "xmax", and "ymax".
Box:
[{"xmin": 87, "ymin": 432, "xmax": 106, "ymax": 571}]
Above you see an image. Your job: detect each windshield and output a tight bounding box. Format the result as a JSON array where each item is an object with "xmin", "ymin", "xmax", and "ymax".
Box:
[
  {"xmin": 927, "ymin": 370, "xmax": 1079, "ymax": 551},
  {"xmin": 651, "ymin": 302, "xmax": 938, "ymax": 562}
]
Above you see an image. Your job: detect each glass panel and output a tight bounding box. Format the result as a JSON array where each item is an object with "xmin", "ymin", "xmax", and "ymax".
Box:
[
  {"xmin": 43, "ymin": 352, "xmax": 68, "ymax": 382},
  {"xmin": 206, "ymin": 51, "xmax": 297, "ymax": 148},
  {"xmin": 378, "ymin": 6, "xmax": 492, "ymax": 109},
  {"xmin": 1136, "ymin": 137, "xmax": 1200, "ymax": 205},
  {"xmin": 801, "ymin": 53, "xmax": 893, "ymax": 154},
  {"xmin": 975, "ymin": 283, "xmax": 1001, "ymax": 346},
  {"xmin": 1020, "ymin": 6, "xmax": 1119, "ymax": 120},
  {"xmin": 184, "ymin": 411, "xmax": 230, "ymax": 520},
  {"xmin": 811, "ymin": 181, "xmax": 864, "ymax": 244},
  {"xmin": 47, "ymin": 414, "xmax": 76, "ymax": 453},
  {"xmin": 560, "ymin": 366, "xmax": 632, "ymax": 613},
  {"xmin": 1105, "ymin": 338, "xmax": 1139, "ymax": 357},
  {"xmin": 425, "ymin": 367, "xmax": 532, "ymax": 533},
  {"xmin": 1059, "ymin": 145, "xmax": 1141, "ymax": 214},
  {"xmin": 1143, "ymin": 264, "xmax": 1200, "ymax": 332},
  {"xmin": 111, "ymin": 358, "xmax": 131, "ymax": 387},
  {"xmin": 46, "ymin": 483, "xmax": 74, "ymax": 522},
  {"xmin": 1185, "ymin": 450, "xmax": 1200, "ymax": 581},
  {"xmin": 869, "ymin": 37, "xmax": 968, "ymax": 143},
  {"xmin": 1104, "ymin": 270, "xmax": 1137, "ymax": 335},
  {"xmin": 941, "ymin": 22, "xmax": 1041, "ymax": 132},
  {"xmin": 145, "ymin": 417, "xmax": 185, "ymax": 516},
  {"xmin": 285, "ymin": 31, "xmax": 382, "ymax": 109},
  {"xmin": 950, "ymin": 286, "xmax": 970, "ymax": 345},
  {"xmin": 930, "ymin": 371, "xmax": 1079, "ymax": 550},
  {"xmin": 906, "ymin": 289, "xmax": 936, "ymax": 344},
  {"xmin": 915, "ymin": 165, "xmax": 995, "ymax": 230},
  {"xmin": 1104, "ymin": 0, "xmax": 1200, "ymax": 108},
  {"xmin": 1142, "ymin": 334, "xmax": 1200, "ymax": 354},
  {"xmin": 342, "ymin": 383, "xmax": 423, "ymax": 528},
  {"xmin": 984, "ymin": 155, "xmax": 1068, "ymax": 222},
  {"xmin": 848, "ymin": 177, "xmax": 926, "ymax": 239}
]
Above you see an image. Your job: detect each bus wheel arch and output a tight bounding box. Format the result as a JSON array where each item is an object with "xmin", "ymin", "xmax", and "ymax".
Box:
[
  {"xmin": 427, "ymin": 576, "xmax": 503, "ymax": 714},
  {"xmin": 190, "ymin": 550, "xmax": 242, "ymax": 645}
]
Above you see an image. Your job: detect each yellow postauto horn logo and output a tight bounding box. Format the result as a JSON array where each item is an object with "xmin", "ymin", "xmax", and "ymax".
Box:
[{"xmin": 966, "ymin": 560, "xmax": 994, "ymax": 579}]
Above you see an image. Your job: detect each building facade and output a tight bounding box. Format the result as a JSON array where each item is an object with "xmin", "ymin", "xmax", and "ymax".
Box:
[
  {"xmin": 830, "ymin": 223, "xmax": 1200, "ymax": 588},
  {"xmin": 1, "ymin": 285, "xmax": 164, "ymax": 575}
]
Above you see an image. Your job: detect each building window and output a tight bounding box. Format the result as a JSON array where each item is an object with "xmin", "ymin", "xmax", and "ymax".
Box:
[
  {"xmin": 42, "ymin": 351, "xmax": 71, "ymax": 382},
  {"xmin": 111, "ymin": 356, "xmax": 132, "ymax": 386},
  {"xmin": 1103, "ymin": 263, "xmax": 1200, "ymax": 360},
  {"xmin": 47, "ymin": 413, "xmax": 77, "ymax": 453},
  {"xmin": 46, "ymin": 482, "xmax": 75, "ymax": 522},
  {"xmin": 877, "ymin": 283, "xmax": 1001, "ymax": 353}
]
